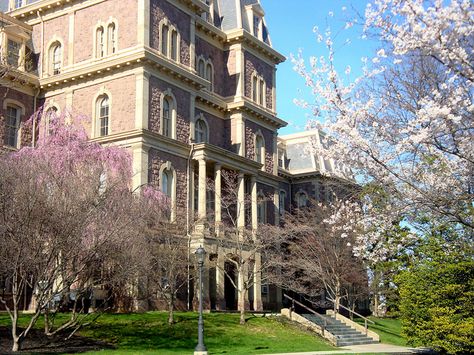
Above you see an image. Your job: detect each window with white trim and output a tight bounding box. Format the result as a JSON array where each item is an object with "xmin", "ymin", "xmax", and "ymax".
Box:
[
  {"xmin": 96, "ymin": 95, "xmax": 110, "ymax": 137},
  {"xmin": 160, "ymin": 21, "xmax": 180, "ymax": 62},
  {"xmin": 162, "ymin": 97, "xmax": 171, "ymax": 137},
  {"xmin": 4, "ymin": 105, "xmax": 20, "ymax": 148},
  {"xmin": 45, "ymin": 106, "xmax": 58, "ymax": 135},
  {"xmin": 161, "ymin": 168, "xmax": 173, "ymax": 197},
  {"xmin": 96, "ymin": 26, "xmax": 105, "ymax": 58},
  {"xmin": 279, "ymin": 190, "xmax": 286, "ymax": 216},
  {"xmin": 7, "ymin": 39, "xmax": 20, "ymax": 67},
  {"xmin": 257, "ymin": 193, "xmax": 266, "ymax": 224},
  {"xmin": 251, "ymin": 73, "xmax": 265, "ymax": 106},
  {"xmin": 195, "ymin": 118, "xmax": 208, "ymax": 143},
  {"xmin": 295, "ymin": 191, "xmax": 308, "ymax": 208},
  {"xmin": 255, "ymin": 134, "xmax": 265, "ymax": 166},
  {"xmin": 49, "ymin": 42, "xmax": 62, "ymax": 75},
  {"xmin": 107, "ymin": 23, "xmax": 117, "ymax": 55}
]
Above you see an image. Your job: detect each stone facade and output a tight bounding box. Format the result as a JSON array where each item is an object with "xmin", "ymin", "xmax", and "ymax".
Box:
[{"xmin": 1, "ymin": 0, "xmax": 351, "ymax": 312}]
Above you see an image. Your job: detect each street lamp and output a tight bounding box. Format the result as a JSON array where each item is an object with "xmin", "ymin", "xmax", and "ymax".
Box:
[{"xmin": 194, "ymin": 245, "xmax": 208, "ymax": 355}]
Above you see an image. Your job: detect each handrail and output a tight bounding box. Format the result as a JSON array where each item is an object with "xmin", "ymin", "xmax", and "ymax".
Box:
[
  {"xmin": 326, "ymin": 297, "xmax": 374, "ymax": 334},
  {"xmin": 283, "ymin": 294, "xmax": 328, "ymax": 334}
]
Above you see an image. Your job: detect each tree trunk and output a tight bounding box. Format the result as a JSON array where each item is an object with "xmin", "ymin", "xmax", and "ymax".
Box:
[
  {"xmin": 168, "ymin": 299, "xmax": 174, "ymax": 325},
  {"xmin": 237, "ymin": 269, "xmax": 246, "ymax": 325}
]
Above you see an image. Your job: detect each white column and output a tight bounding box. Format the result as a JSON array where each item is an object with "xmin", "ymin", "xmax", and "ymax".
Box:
[
  {"xmin": 251, "ymin": 175, "xmax": 258, "ymax": 231},
  {"xmin": 253, "ymin": 253, "xmax": 263, "ymax": 311},
  {"xmin": 190, "ymin": 18, "xmax": 196, "ymax": 70},
  {"xmin": 237, "ymin": 172, "xmax": 245, "ymax": 229},
  {"xmin": 198, "ymin": 158, "xmax": 207, "ymax": 220},
  {"xmin": 214, "ymin": 163, "xmax": 222, "ymax": 235},
  {"xmin": 137, "ymin": 0, "xmax": 150, "ymax": 46}
]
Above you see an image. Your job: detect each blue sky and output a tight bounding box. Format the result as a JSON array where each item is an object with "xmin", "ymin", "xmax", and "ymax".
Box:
[{"xmin": 260, "ymin": 0, "xmax": 377, "ymax": 135}]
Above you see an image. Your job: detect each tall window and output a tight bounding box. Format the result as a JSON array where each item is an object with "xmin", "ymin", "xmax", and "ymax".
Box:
[
  {"xmin": 253, "ymin": 15, "xmax": 261, "ymax": 38},
  {"xmin": 161, "ymin": 25, "xmax": 169, "ymax": 57},
  {"xmin": 161, "ymin": 168, "xmax": 173, "ymax": 197},
  {"xmin": 7, "ymin": 40, "xmax": 20, "ymax": 67},
  {"xmin": 162, "ymin": 96, "xmax": 172, "ymax": 137},
  {"xmin": 195, "ymin": 118, "xmax": 208, "ymax": 143},
  {"xmin": 170, "ymin": 30, "xmax": 178, "ymax": 61},
  {"xmin": 206, "ymin": 62, "xmax": 213, "ymax": 90},
  {"xmin": 295, "ymin": 191, "xmax": 308, "ymax": 208},
  {"xmin": 279, "ymin": 190, "xmax": 286, "ymax": 216},
  {"xmin": 197, "ymin": 58, "xmax": 205, "ymax": 78},
  {"xmin": 4, "ymin": 106, "xmax": 20, "ymax": 147},
  {"xmin": 255, "ymin": 134, "xmax": 264, "ymax": 165},
  {"xmin": 251, "ymin": 73, "xmax": 265, "ymax": 106},
  {"xmin": 13, "ymin": 0, "xmax": 23, "ymax": 9},
  {"xmin": 252, "ymin": 76, "xmax": 258, "ymax": 102},
  {"xmin": 257, "ymin": 195, "xmax": 266, "ymax": 224},
  {"xmin": 45, "ymin": 107, "xmax": 58, "ymax": 135},
  {"xmin": 97, "ymin": 95, "xmax": 109, "ymax": 137},
  {"xmin": 107, "ymin": 23, "xmax": 117, "ymax": 55},
  {"xmin": 96, "ymin": 27, "xmax": 105, "ymax": 58},
  {"xmin": 50, "ymin": 43, "xmax": 62, "ymax": 75}
]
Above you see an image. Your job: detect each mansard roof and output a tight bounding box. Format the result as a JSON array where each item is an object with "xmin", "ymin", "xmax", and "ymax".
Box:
[{"xmin": 218, "ymin": 0, "xmax": 272, "ymax": 46}]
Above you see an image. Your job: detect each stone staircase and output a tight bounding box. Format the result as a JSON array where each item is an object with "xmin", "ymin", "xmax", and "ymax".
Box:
[{"xmin": 302, "ymin": 313, "xmax": 379, "ymax": 347}]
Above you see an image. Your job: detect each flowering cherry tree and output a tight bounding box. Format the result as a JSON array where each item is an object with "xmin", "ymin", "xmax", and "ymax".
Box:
[
  {"xmin": 293, "ymin": 0, "xmax": 473, "ymax": 261},
  {"xmin": 0, "ymin": 112, "xmax": 164, "ymax": 352}
]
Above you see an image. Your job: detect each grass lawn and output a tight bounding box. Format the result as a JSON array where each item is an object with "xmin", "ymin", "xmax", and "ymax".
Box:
[
  {"xmin": 0, "ymin": 311, "xmax": 336, "ymax": 354},
  {"xmin": 355, "ymin": 317, "xmax": 407, "ymax": 346}
]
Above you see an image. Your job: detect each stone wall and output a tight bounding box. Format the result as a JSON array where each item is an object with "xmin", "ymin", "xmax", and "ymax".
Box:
[
  {"xmin": 195, "ymin": 36, "xmax": 225, "ymax": 96},
  {"xmin": 194, "ymin": 108, "xmax": 228, "ymax": 149},
  {"xmin": 244, "ymin": 51, "xmax": 273, "ymax": 110},
  {"xmin": 245, "ymin": 119, "xmax": 274, "ymax": 174},
  {"xmin": 223, "ymin": 49, "xmax": 237, "ymax": 97},
  {"xmin": 150, "ymin": 0, "xmax": 191, "ymax": 66},
  {"xmin": 148, "ymin": 148, "xmax": 188, "ymax": 209},
  {"xmin": 149, "ymin": 75, "xmax": 191, "ymax": 143},
  {"xmin": 72, "ymin": 74, "xmax": 136, "ymax": 135}
]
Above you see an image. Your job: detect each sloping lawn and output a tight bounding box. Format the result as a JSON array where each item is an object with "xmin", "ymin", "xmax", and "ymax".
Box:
[
  {"xmin": 0, "ymin": 312, "xmax": 335, "ymax": 354},
  {"xmin": 356, "ymin": 316, "xmax": 407, "ymax": 346}
]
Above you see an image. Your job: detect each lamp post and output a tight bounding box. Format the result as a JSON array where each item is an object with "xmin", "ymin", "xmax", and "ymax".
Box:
[{"xmin": 194, "ymin": 245, "xmax": 208, "ymax": 355}]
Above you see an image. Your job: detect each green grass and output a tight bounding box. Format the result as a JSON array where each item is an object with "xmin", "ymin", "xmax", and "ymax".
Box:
[
  {"xmin": 0, "ymin": 311, "xmax": 336, "ymax": 354},
  {"xmin": 355, "ymin": 316, "xmax": 407, "ymax": 346}
]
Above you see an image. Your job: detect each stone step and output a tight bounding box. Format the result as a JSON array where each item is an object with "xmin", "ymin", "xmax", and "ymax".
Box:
[{"xmin": 301, "ymin": 313, "xmax": 378, "ymax": 347}]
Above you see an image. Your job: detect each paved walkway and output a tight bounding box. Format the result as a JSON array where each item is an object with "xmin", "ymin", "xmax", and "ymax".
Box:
[{"xmin": 263, "ymin": 343, "xmax": 433, "ymax": 354}]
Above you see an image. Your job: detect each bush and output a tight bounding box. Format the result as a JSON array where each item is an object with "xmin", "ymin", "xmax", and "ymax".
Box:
[{"xmin": 397, "ymin": 260, "xmax": 474, "ymax": 354}]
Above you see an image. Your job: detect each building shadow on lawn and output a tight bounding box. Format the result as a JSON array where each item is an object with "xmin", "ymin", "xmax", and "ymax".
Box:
[{"xmin": 0, "ymin": 326, "xmax": 115, "ymax": 354}]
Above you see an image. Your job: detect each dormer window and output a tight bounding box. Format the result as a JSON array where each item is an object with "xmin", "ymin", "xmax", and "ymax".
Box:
[{"xmin": 253, "ymin": 15, "xmax": 261, "ymax": 39}]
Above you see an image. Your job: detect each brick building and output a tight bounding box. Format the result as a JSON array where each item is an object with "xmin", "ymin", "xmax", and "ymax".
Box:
[{"xmin": 0, "ymin": 0, "xmax": 348, "ymax": 311}]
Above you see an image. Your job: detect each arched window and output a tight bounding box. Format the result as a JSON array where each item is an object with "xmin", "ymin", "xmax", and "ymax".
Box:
[
  {"xmin": 197, "ymin": 58, "xmax": 205, "ymax": 78},
  {"xmin": 279, "ymin": 190, "xmax": 286, "ymax": 216},
  {"xmin": 255, "ymin": 134, "xmax": 265, "ymax": 165},
  {"xmin": 162, "ymin": 96, "xmax": 175, "ymax": 138},
  {"xmin": 50, "ymin": 42, "xmax": 62, "ymax": 75},
  {"xmin": 206, "ymin": 62, "xmax": 213, "ymax": 90},
  {"xmin": 257, "ymin": 194, "xmax": 266, "ymax": 224},
  {"xmin": 295, "ymin": 191, "xmax": 308, "ymax": 208},
  {"xmin": 161, "ymin": 25, "xmax": 169, "ymax": 57},
  {"xmin": 252, "ymin": 76, "xmax": 258, "ymax": 102},
  {"xmin": 259, "ymin": 79, "xmax": 264, "ymax": 105},
  {"xmin": 107, "ymin": 23, "xmax": 117, "ymax": 55},
  {"xmin": 97, "ymin": 95, "xmax": 109, "ymax": 137},
  {"xmin": 161, "ymin": 169, "xmax": 173, "ymax": 197},
  {"xmin": 45, "ymin": 106, "xmax": 58, "ymax": 135},
  {"xmin": 195, "ymin": 118, "xmax": 208, "ymax": 143},
  {"xmin": 170, "ymin": 30, "xmax": 178, "ymax": 61},
  {"xmin": 96, "ymin": 27, "xmax": 104, "ymax": 58},
  {"xmin": 4, "ymin": 105, "xmax": 20, "ymax": 147}
]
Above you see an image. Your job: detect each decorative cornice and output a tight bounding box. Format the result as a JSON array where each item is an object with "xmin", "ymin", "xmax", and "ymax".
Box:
[
  {"xmin": 225, "ymin": 29, "xmax": 285, "ymax": 64},
  {"xmin": 226, "ymin": 99, "xmax": 287, "ymax": 129}
]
